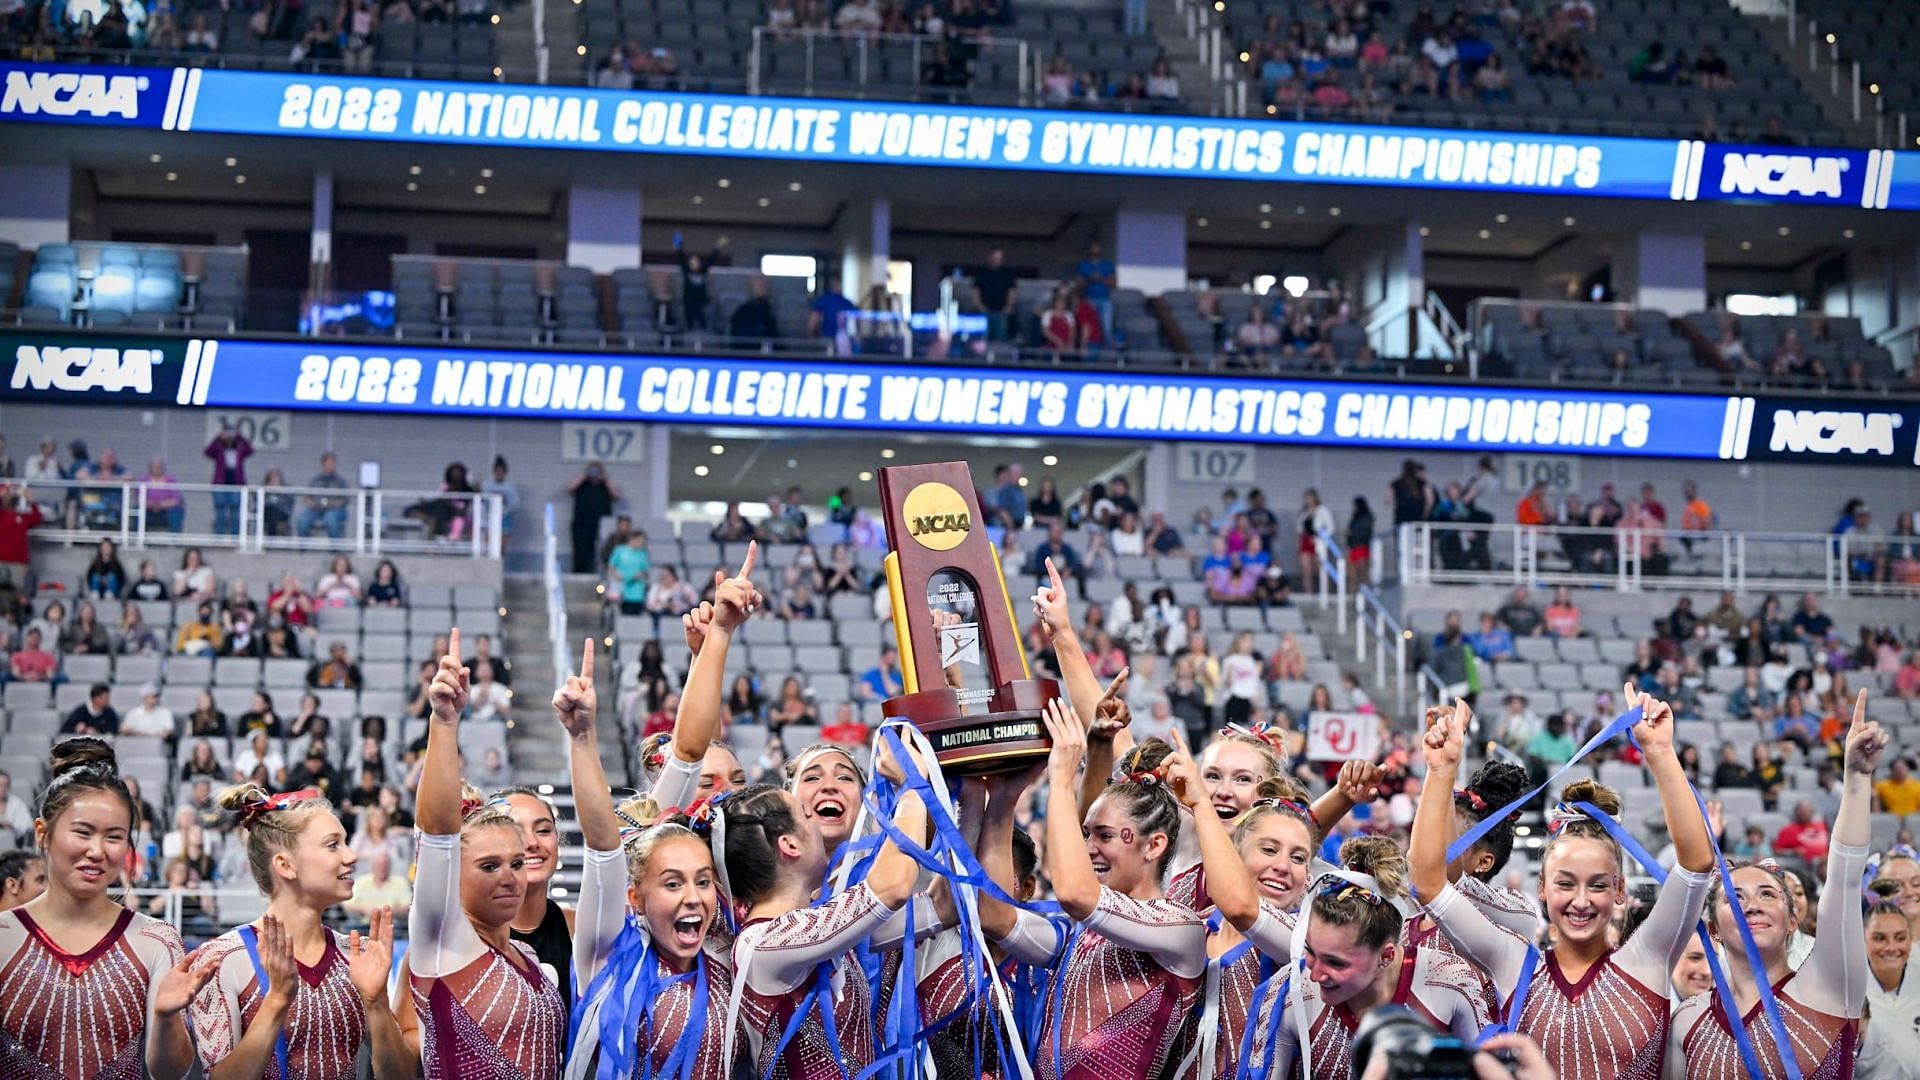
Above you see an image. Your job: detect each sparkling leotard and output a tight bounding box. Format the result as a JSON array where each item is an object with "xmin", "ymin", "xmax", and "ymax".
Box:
[
  {"xmin": 1035, "ymin": 887, "xmax": 1207, "ymax": 1080},
  {"xmin": 188, "ymin": 928, "xmax": 366, "ymax": 1080},
  {"xmin": 408, "ymin": 832, "xmax": 566, "ymax": 1080},
  {"xmin": 0, "ymin": 907, "xmax": 183, "ymax": 1080},
  {"xmin": 568, "ymin": 847, "xmax": 731, "ymax": 1080},
  {"xmin": 1427, "ymin": 864, "xmax": 1711, "ymax": 1080},
  {"xmin": 1666, "ymin": 841, "xmax": 1868, "ymax": 1080},
  {"xmin": 734, "ymin": 883, "xmax": 896, "ymax": 1080}
]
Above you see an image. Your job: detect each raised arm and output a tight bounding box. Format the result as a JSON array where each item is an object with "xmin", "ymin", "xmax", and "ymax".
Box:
[
  {"xmin": 1041, "ymin": 698, "xmax": 1101, "ymax": 921},
  {"xmin": 1311, "ymin": 760, "xmax": 1385, "ymax": 839},
  {"xmin": 660, "ymin": 544, "xmax": 759, "ymax": 806},
  {"xmin": 976, "ymin": 763, "xmax": 1045, "ymax": 940},
  {"xmin": 1800, "ymin": 689, "xmax": 1885, "ymax": 1017},
  {"xmin": 555, "ymin": 639, "xmax": 629, "ymax": 989},
  {"xmin": 863, "ymin": 737, "xmax": 930, "ymax": 910},
  {"xmin": 416, "ymin": 627, "xmax": 468, "ymax": 836},
  {"xmin": 1166, "ymin": 731, "xmax": 1260, "ymax": 932},
  {"xmin": 1033, "ymin": 557, "xmax": 1108, "ymax": 727},
  {"xmin": 1630, "ymin": 684, "xmax": 1712, "ymax": 873},
  {"xmin": 1409, "ymin": 701, "xmax": 1464, "ymax": 906},
  {"xmin": 1077, "ymin": 672, "xmax": 1131, "ymax": 819}
]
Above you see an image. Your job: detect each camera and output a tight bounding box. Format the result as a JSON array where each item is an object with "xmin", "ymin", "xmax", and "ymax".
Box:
[{"xmin": 1351, "ymin": 1006, "xmax": 1482, "ymax": 1079}]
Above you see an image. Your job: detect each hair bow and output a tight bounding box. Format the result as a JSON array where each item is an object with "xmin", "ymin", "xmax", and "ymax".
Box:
[
  {"xmin": 1317, "ymin": 880, "xmax": 1383, "ymax": 906},
  {"xmin": 1250, "ymin": 796, "xmax": 1316, "ymax": 826},
  {"xmin": 1453, "ymin": 788, "xmax": 1487, "ymax": 812},
  {"xmin": 460, "ymin": 793, "xmax": 510, "ymax": 820},
  {"xmin": 678, "ymin": 793, "xmax": 723, "ymax": 836},
  {"xmin": 1118, "ymin": 768, "xmax": 1164, "ymax": 788},
  {"xmin": 1545, "ymin": 802, "xmax": 1587, "ymax": 837},
  {"xmin": 1223, "ymin": 721, "xmax": 1292, "ymax": 758},
  {"xmin": 1890, "ymin": 844, "xmax": 1919, "ymax": 862},
  {"xmin": 239, "ymin": 788, "xmax": 320, "ymax": 827}
]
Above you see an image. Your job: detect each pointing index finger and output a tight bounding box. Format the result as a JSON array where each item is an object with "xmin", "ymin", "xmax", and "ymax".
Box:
[
  {"xmin": 1046, "ymin": 556, "xmax": 1064, "ymax": 594},
  {"xmin": 580, "ymin": 637, "xmax": 595, "ymax": 682},
  {"xmin": 738, "ymin": 540, "xmax": 758, "ymax": 581},
  {"xmin": 1853, "ymin": 687, "xmax": 1867, "ymax": 730},
  {"xmin": 448, "ymin": 626, "xmax": 461, "ymax": 664}
]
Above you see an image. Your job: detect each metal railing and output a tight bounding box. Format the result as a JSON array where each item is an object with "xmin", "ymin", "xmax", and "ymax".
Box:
[
  {"xmin": 1416, "ymin": 661, "xmax": 1450, "ymax": 716},
  {"xmin": 1312, "ymin": 526, "xmax": 1348, "ymax": 634},
  {"xmin": 1352, "ymin": 584, "xmax": 1409, "ymax": 714},
  {"xmin": 1398, "ymin": 521, "xmax": 1920, "ymax": 597},
  {"xmin": 1778, "ymin": 7, "xmax": 1911, "ymax": 149},
  {"xmin": 746, "ymin": 26, "xmax": 1030, "ymax": 103},
  {"xmin": 543, "ymin": 502, "xmax": 574, "ymax": 683},
  {"xmin": 20, "ymin": 478, "xmax": 504, "ymax": 558}
]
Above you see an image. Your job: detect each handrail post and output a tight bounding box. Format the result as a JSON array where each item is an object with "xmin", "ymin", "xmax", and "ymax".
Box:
[
  {"xmin": 1355, "ymin": 593, "xmax": 1369, "ymax": 664},
  {"xmin": 1736, "ymin": 533, "xmax": 1747, "ymax": 595},
  {"xmin": 1720, "ymin": 532, "xmax": 1732, "ymax": 591},
  {"xmin": 1837, "ymin": 534, "xmax": 1850, "ymax": 596},
  {"xmin": 1616, "ymin": 531, "xmax": 1629, "ymax": 592},
  {"xmin": 1395, "ymin": 632, "xmax": 1407, "ymax": 713},
  {"xmin": 371, "ymin": 490, "xmax": 384, "ymax": 555},
  {"xmin": 749, "ymin": 27, "xmax": 762, "ymax": 95},
  {"xmin": 353, "ymin": 490, "xmax": 368, "ymax": 556}
]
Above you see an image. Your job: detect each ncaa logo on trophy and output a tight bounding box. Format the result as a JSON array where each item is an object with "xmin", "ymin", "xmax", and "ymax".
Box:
[{"xmin": 877, "ymin": 462, "xmax": 1060, "ymax": 774}]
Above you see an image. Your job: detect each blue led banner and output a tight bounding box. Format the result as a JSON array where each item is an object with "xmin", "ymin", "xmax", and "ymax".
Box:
[
  {"xmin": 2, "ymin": 62, "xmax": 1914, "ymax": 208},
  {"xmin": 7, "ymin": 330, "xmax": 1918, "ymax": 464}
]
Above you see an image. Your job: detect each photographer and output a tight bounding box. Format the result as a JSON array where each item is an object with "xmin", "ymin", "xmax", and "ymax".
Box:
[{"xmin": 1354, "ymin": 1006, "xmax": 1556, "ymax": 1079}]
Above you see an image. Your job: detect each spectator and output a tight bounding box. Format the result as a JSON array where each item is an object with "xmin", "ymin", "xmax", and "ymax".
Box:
[
  {"xmin": 1791, "ymin": 592, "xmax": 1834, "ymax": 644},
  {"xmin": 173, "ymin": 548, "xmax": 217, "ymax": 602},
  {"xmin": 121, "ymin": 684, "xmax": 175, "ymax": 738},
  {"xmin": 292, "ymin": 452, "xmax": 351, "ymax": 539},
  {"xmin": 857, "ymin": 645, "xmax": 905, "ymax": 702},
  {"xmin": 1693, "ymin": 45, "xmax": 1733, "ymax": 89},
  {"xmin": 1467, "ymin": 611, "xmax": 1516, "ymax": 663},
  {"xmin": 568, "ymin": 462, "xmax": 621, "ymax": 574},
  {"xmin": 1206, "ymin": 552, "xmax": 1260, "ymax": 606},
  {"xmin": 1496, "ymin": 586, "xmax": 1543, "ymax": 636},
  {"xmin": 60, "ymin": 602, "xmax": 110, "ymax": 655},
  {"xmin": 314, "ymin": 555, "xmax": 363, "ymax": 608},
  {"xmin": 1729, "ymin": 666, "xmax": 1776, "ymax": 719},
  {"xmin": 467, "ymin": 659, "xmax": 511, "ymax": 721},
  {"xmin": 8, "ymin": 628, "xmax": 54, "ymax": 683},
  {"xmin": 808, "ymin": 275, "xmax": 858, "ymax": 353},
  {"xmin": 645, "ymin": 567, "xmax": 700, "ymax": 620},
  {"xmin": 1773, "ymin": 801, "xmax": 1830, "ymax": 867},
  {"xmin": 62, "ymin": 683, "xmax": 119, "ymax": 735},
  {"xmin": 124, "ymin": 559, "xmax": 169, "ymax": 603},
  {"xmin": 608, "ymin": 529, "xmax": 652, "ymax": 615},
  {"xmin": 269, "ymin": 572, "xmax": 316, "ymax": 631},
  {"xmin": 1542, "ymin": 585, "xmax": 1581, "ymax": 638},
  {"xmin": 1040, "ymin": 288, "xmax": 1077, "ymax": 352},
  {"xmin": 1141, "ymin": 511, "xmax": 1186, "ymax": 557},
  {"xmin": 1514, "ymin": 480, "xmax": 1552, "ymax": 527},
  {"xmin": 1473, "ymin": 52, "xmax": 1511, "ymax": 99},
  {"xmin": 26, "ymin": 600, "xmax": 66, "ymax": 654},
  {"xmin": 834, "ymin": 0, "xmax": 881, "ymax": 32},
  {"xmin": 180, "ymin": 739, "xmax": 224, "ymax": 784},
  {"xmin": 971, "ymin": 249, "xmax": 1017, "ymax": 340},
  {"xmin": 472, "ymin": 747, "xmax": 511, "ymax": 789},
  {"xmin": 187, "ymin": 690, "xmax": 228, "ymax": 736},
  {"xmin": 309, "ymin": 640, "xmax": 364, "ymax": 689},
  {"xmin": 287, "ymin": 693, "xmax": 331, "ymax": 740},
  {"xmin": 988, "ymin": 463, "xmax": 1028, "ymax": 530},
  {"xmin": 1109, "ymin": 512, "xmax": 1146, "ymax": 557},
  {"xmin": 1145, "ymin": 57, "xmax": 1180, "ymax": 99},
  {"xmin": 1628, "ymin": 41, "xmax": 1672, "ymax": 83},
  {"xmin": 1523, "ymin": 711, "xmax": 1576, "ymax": 766},
  {"xmin": 1075, "ymin": 241, "xmax": 1115, "ymax": 341},
  {"xmin": 710, "ymin": 501, "xmax": 755, "ymax": 543},
  {"xmin": 729, "ymin": 280, "xmax": 780, "ymax": 341},
  {"xmin": 1234, "ymin": 306, "xmax": 1281, "ymax": 362},
  {"xmin": 346, "ymin": 850, "xmax": 412, "ymax": 921},
  {"xmin": 1876, "ymin": 758, "xmax": 1920, "ymax": 817},
  {"xmin": 237, "ymin": 692, "xmax": 285, "ymax": 737},
  {"xmin": 285, "ymin": 740, "xmax": 343, "ymax": 795},
  {"xmin": 0, "ymin": 772, "xmax": 27, "ymax": 844},
  {"xmin": 175, "ymin": 602, "xmax": 223, "ymax": 655},
  {"xmin": 1775, "ymin": 693, "xmax": 1820, "ymax": 750},
  {"xmin": 1896, "ymin": 650, "xmax": 1920, "ymax": 699},
  {"xmin": 1027, "ymin": 524, "xmax": 1083, "ymax": 583}
]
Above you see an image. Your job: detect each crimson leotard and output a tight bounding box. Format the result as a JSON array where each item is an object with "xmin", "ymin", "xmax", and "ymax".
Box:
[
  {"xmin": 1666, "ymin": 841, "xmax": 1868, "ymax": 1080},
  {"xmin": 1034, "ymin": 887, "xmax": 1207, "ymax": 1080},
  {"xmin": 408, "ymin": 832, "xmax": 566, "ymax": 1080},
  {"xmin": 733, "ymin": 883, "xmax": 898, "ymax": 1080},
  {"xmin": 187, "ymin": 927, "xmax": 366, "ymax": 1080},
  {"xmin": 1427, "ymin": 864, "xmax": 1711, "ymax": 1080},
  {"xmin": 0, "ymin": 907, "xmax": 184, "ymax": 1080}
]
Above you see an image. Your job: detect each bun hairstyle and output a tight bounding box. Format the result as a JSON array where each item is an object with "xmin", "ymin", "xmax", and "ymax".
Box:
[
  {"xmin": 1454, "ymin": 760, "xmax": 1530, "ymax": 880},
  {"xmin": 458, "ymin": 781, "xmax": 520, "ymax": 837},
  {"xmin": 40, "ymin": 737, "xmax": 135, "ymax": 830},
  {"xmin": 1235, "ymin": 775, "xmax": 1320, "ymax": 843},
  {"xmin": 1311, "ymin": 835, "xmax": 1409, "ymax": 951},
  {"xmin": 716, "ymin": 784, "xmax": 802, "ymax": 904},
  {"xmin": 1544, "ymin": 778, "xmax": 1624, "ymax": 874},
  {"xmin": 637, "ymin": 734, "xmax": 674, "ymax": 783},
  {"xmin": 1106, "ymin": 739, "xmax": 1182, "ymax": 881},
  {"xmin": 1201, "ymin": 728, "xmax": 1287, "ymax": 783},
  {"xmin": 218, "ymin": 783, "xmax": 335, "ymax": 894}
]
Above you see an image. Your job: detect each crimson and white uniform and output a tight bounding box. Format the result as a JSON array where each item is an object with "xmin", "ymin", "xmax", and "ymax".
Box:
[
  {"xmin": 1032, "ymin": 887, "xmax": 1206, "ymax": 1080},
  {"xmin": 187, "ymin": 927, "xmax": 366, "ymax": 1080},
  {"xmin": 1246, "ymin": 932, "xmax": 1494, "ymax": 1080},
  {"xmin": 1427, "ymin": 863, "xmax": 1711, "ymax": 1080},
  {"xmin": 732, "ymin": 882, "xmax": 897, "ymax": 1080},
  {"xmin": 1667, "ymin": 841, "xmax": 1868, "ymax": 1080},
  {"xmin": 0, "ymin": 907, "xmax": 184, "ymax": 1080},
  {"xmin": 569, "ymin": 846, "xmax": 732, "ymax": 1080},
  {"xmin": 408, "ymin": 832, "xmax": 567, "ymax": 1080},
  {"xmin": 1170, "ymin": 901, "xmax": 1294, "ymax": 1080}
]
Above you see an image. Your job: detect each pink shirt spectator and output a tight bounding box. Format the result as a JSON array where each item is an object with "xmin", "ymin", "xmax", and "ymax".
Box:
[
  {"xmin": 9, "ymin": 646, "xmax": 55, "ymax": 681},
  {"xmin": 1775, "ymin": 819, "xmax": 1830, "ymax": 863},
  {"xmin": 1544, "ymin": 603, "xmax": 1581, "ymax": 638}
]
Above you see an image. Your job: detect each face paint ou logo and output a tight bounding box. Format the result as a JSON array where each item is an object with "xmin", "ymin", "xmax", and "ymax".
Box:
[{"xmin": 901, "ymin": 481, "xmax": 971, "ymax": 552}]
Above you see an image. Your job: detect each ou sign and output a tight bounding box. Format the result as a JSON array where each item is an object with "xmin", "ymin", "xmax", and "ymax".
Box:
[{"xmin": 1307, "ymin": 712, "xmax": 1380, "ymax": 762}]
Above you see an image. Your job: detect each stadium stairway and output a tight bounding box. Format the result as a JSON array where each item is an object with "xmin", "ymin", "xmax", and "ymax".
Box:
[
  {"xmin": 500, "ymin": 574, "xmax": 626, "ymax": 786},
  {"xmin": 1144, "ymin": 0, "xmax": 1215, "ymax": 113},
  {"xmin": 1294, "ymin": 592, "xmax": 1399, "ymax": 725},
  {"xmin": 1749, "ymin": 16, "xmax": 1879, "ymax": 146}
]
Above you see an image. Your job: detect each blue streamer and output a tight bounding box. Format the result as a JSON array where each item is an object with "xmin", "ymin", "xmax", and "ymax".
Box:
[
  {"xmin": 1233, "ymin": 969, "xmax": 1291, "ymax": 1080},
  {"xmin": 1441, "ymin": 706, "xmax": 1643, "ymax": 872},
  {"xmin": 237, "ymin": 925, "xmax": 291, "ymax": 1080},
  {"xmin": 566, "ymin": 918, "xmax": 709, "ymax": 1080}
]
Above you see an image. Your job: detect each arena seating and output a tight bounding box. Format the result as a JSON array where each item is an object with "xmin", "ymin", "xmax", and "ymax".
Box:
[
  {"xmin": 1794, "ymin": 0, "xmax": 1920, "ymax": 119},
  {"xmin": 15, "ymin": 241, "xmax": 247, "ymax": 331}
]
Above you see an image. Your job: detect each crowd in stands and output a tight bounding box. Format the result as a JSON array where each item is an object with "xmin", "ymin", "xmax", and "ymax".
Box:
[{"xmin": 0, "ymin": 0, "xmax": 485, "ymax": 65}]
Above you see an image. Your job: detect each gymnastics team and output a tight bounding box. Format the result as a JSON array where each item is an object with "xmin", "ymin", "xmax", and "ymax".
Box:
[{"xmin": 0, "ymin": 543, "xmax": 1897, "ymax": 1079}]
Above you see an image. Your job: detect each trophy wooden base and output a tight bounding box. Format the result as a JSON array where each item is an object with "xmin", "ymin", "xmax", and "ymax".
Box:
[{"xmin": 881, "ymin": 677, "xmax": 1060, "ymax": 775}]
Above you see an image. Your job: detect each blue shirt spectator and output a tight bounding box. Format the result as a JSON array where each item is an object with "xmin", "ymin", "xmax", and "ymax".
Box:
[
  {"xmin": 809, "ymin": 284, "xmax": 858, "ymax": 340},
  {"xmin": 1076, "ymin": 243, "xmax": 1114, "ymax": 301},
  {"xmin": 1028, "ymin": 526, "xmax": 1083, "ymax": 578},
  {"xmin": 858, "ymin": 647, "xmax": 904, "ymax": 701},
  {"xmin": 990, "ymin": 465, "xmax": 1028, "ymax": 529},
  {"xmin": 1467, "ymin": 613, "xmax": 1515, "ymax": 662}
]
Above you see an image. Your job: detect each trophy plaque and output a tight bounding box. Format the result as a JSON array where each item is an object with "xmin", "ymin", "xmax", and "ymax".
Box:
[{"xmin": 876, "ymin": 462, "xmax": 1059, "ymax": 774}]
